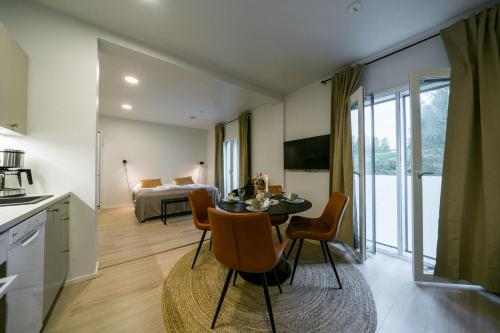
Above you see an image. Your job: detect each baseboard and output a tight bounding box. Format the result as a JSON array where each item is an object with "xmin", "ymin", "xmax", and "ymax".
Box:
[
  {"xmin": 64, "ymin": 261, "xmax": 99, "ymax": 286},
  {"xmin": 100, "ymin": 203, "xmax": 133, "ymax": 209}
]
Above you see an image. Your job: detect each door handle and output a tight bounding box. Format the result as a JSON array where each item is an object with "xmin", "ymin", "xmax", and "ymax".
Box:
[
  {"xmin": 417, "ymin": 171, "xmax": 434, "ymax": 179},
  {"xmin": 0, "ymin": 275, "xmax": 17, "ymax": 299},
  {"xmin": 21, "ymin": 230, "xmax": 40, "ymax": 246}
]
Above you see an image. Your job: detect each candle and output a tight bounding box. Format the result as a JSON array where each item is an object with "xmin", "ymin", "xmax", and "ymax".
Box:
[{"xmin": 264, "ymin": 174, "xmax": 269, "ymax": 192}]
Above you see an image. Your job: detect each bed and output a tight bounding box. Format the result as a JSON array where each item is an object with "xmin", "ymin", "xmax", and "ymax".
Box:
[{"xmin": 133, "ymin": 183, "xmax": 219, "ymax": 222}]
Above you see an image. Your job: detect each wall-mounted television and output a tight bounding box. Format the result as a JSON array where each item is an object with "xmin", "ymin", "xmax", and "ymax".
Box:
[{"xmin": 284, "ymin": 134, "xmax": 330, "ymax": 171}]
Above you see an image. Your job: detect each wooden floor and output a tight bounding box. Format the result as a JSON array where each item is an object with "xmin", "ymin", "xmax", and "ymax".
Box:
[
  {"xmin": 97, "ymin": 205, "xmax": 205, "ymax": 268},
  {"xmin": 44, "ymin": 206, "xmax": 500, "ymax": 333}
]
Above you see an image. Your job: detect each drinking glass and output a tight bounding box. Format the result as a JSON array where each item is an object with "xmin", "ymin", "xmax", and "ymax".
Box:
[{"xmin": 238, "ymin": 189, "xmax": 246, "ymax": 202}]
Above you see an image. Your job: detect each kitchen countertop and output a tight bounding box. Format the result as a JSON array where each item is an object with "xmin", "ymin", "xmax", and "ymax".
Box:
[{"xmin": 0, "ymin": 192, "xmax": 71, "ymax": 233}]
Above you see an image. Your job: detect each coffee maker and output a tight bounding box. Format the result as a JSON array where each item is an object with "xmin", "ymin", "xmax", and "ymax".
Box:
[{"xmin": 0, "ymin": 149, "xmax": 33, "ymax": 197}]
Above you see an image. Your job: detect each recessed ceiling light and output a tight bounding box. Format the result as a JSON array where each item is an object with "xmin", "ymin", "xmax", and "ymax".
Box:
[
  {"xmin": 124, "ymin": 76, "xmax": 139, "ymax": 84},
  {"xmin": 190, "ymin": 115, "xmax": 196, "ymax": 120},
  {"xmin": 122, "ymin": 104, "xmax": 133, "ymax": 110}
]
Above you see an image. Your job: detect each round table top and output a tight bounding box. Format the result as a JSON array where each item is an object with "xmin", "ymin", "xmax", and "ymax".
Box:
[{"xmin": 217, "ymin": 195, "xmax": 312, "ymax": 215}]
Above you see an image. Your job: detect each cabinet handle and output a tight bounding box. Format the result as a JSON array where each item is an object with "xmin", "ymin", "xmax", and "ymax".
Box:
[
  {"xmin": 57, "ymin": 217, "xmax": 70, "ymax": 221},
  {"xmin": 47, "ymin": 208, "xmax": 59, "ymax": 213},
  {"xmin": 59, "ymin": 249, "xmax": 69, "ymax": 253},
  {"xmin": 9, "ymin": 123, "xmax": 18, "ymax": 129},
  {"xmin": 63, "ymin": 201, "xmax": 70, "ymax": 205}
]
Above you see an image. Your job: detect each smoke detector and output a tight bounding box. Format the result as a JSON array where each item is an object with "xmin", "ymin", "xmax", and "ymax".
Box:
[{"xmin": 347, "ymin": 1, "xmax": 363, "ymax": 15}]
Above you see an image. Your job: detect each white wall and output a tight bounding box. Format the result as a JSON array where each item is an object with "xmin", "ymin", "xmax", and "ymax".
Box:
[
  {"xmin": 206, "ymin": 127, "xmax": 215, "ymax": 186},
  {"xmin": 251, "ymin": 103, "xmax": 284, "ymax": 187},
  {"xmin": 360, "ymin": 36, "xmax": 449, "ymax": 95},
  {"xmin": 224, "ymin": 120, "xmax": 238, "ymax": 141},
  {"xmin": 284, "ymin": 81, "xmax": 331, "ymax": 217},
  {"xmin": 98, "ymin": 116, "xmax": 207, "ymax": 208}
]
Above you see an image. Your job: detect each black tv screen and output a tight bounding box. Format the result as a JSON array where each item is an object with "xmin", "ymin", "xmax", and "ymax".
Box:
[{"xmin": 284, "ymin": 135, "xmax": 330, "ymax": 170}]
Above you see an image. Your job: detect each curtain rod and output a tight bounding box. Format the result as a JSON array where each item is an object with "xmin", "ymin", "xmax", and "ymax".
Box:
[
  {"xmin": 223, "ymin": 112, "xmax": 252, "ymax": 125},
  {"xmin": 320, "ymin": 33, "xmax": 440, "ymax": 85}
]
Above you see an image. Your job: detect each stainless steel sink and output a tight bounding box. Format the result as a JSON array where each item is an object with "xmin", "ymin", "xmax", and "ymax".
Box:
[{"xmin": 0, "ymin": 195, "xmax": 53, "ymax": 206}]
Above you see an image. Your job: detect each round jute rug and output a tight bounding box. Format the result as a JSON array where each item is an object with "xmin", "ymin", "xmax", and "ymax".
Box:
[{"xmin": 162, "ymin": 241, "xmax": 377, "ymax": 332}]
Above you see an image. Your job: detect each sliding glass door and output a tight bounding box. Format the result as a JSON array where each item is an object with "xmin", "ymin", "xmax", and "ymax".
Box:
[
  {"xmin": 364, "ymin": 90, "xmax": 410, "ymax": 257},
  {"xmin": 354, "ymin": 68, "xmax": 453, "ymax": 283},
  {"xmin": 410, "ymin": 68, "xmax": 451, "ymax": 282}
]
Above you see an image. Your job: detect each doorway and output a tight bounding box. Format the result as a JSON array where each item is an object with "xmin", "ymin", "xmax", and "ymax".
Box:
[
  {"xmin": 355, "ymin": 69, "xmax": 451, "ymax": 276},
  {"xmin": 410, "ymin": 68, "xmax": 451, "ymax": 281}
]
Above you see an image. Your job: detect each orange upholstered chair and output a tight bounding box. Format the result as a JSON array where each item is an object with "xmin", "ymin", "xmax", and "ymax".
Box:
[
  {"xmin": 267, "ymin": 185, "xmax": 288, "ymax": 242},
  {"xmin": 208, "ymin": 208, "xmax": 288, "ymax": 333},
  {"xmin": 285, "ymin": 192, "xmax": 349, "ymax": 288},
  {"xmin": 187, "ymin": 188, "xmax": 213, "ymax": 269},
  {"xmin": 268, "ymin": 185, "xmax": 283, "ymax": 195}
]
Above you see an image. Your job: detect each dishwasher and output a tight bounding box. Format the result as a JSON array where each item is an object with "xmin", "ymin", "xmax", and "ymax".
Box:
[{"xmin": 1, "ymin": 211, "xmax": 46, "ymax": 333}]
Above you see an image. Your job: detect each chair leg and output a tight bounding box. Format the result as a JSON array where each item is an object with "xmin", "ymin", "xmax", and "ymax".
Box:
[
  {"xmin": 191, "ymin": 230, "xmax": 207, "ymax": 269},
  {"xmin": 286, "ymin": 238, "xmax": 297, "ymax": 259},
  {"xmin": 211, "ymin": 268, "xmax": 234, "ymax": 329},
  {"xmin": 233, "ymin": 271, "xmax": 238, "ymax": 287},
  {"xmin": 323, "ymin": 241, "xmax": 342, "ymax": 289},
  {"xmin": 261, "ymin": 273, "xmax": 277, "ymax": 333},
  {"xmin": 290, "ymin": 239, "xmax": 304, "ymax": 285},
  {"xmin": 209, "ymin": 236, "xmax": 212, "ymax": 251},
  {"xmin": 320, "ymin": 241, "xmax": 328, "ymax": 263},
  {"xmin": 275, "ymin": 226, "xmax": 283, "ymax": 243},
  {"xmin": 272, "ymin": 268, "xmax": 282, "ymax": 294}
]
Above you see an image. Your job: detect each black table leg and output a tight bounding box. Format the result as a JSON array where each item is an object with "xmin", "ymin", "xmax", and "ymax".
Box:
[{"xmin": 161, "ymin": 202, "xmax": 166, "ymax": 224}]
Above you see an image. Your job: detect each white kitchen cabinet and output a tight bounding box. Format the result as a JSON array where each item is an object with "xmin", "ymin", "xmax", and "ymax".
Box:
[
  {"xmin": 0, "ymin": 22, "xmax": 28, "ymax": 135},
  {"xmin": 43, "ymin": 195, "xmax": 70, "ymax": 322}
]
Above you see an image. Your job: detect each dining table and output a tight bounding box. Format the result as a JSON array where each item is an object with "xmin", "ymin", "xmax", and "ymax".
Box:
[{"xmin": 217, "ymin": 195, "xmax": 312, "ymax": 286}]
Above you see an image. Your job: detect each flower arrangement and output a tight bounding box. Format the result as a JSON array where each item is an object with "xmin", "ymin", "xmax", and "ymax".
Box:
[{"xmin": 252, "ymin": 173, "xmax": 265, "ymax": 192}]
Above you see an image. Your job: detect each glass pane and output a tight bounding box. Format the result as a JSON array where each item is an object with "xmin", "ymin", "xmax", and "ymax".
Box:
[
  {"xmin": 223, "ymin": 141, "xmax": 231, "ymax": 196},
  {"xmin": 420, "ymin": 80, "xmax": 450, "ymax": 264},
  {"xmin": 350, "ymin": 99, "xmax": 361, "ymax": 251},
  {"xmin": 373, "ymin": 94, "xmax": 398, "ymax": 252},
  {"xmin": 364, "ymin": 98, "xmax": 375, "ymax": 252},
  {"xmin": 232, "ymin": 139, "xmax": 239, "ymax": 190},
  {"xmin": 403, "ymin": 94, "xmax": 413, "ymax": 253}
]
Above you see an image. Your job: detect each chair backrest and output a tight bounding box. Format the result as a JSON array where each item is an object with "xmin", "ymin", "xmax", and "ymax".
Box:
[
  {"xmin": 188, "ymin": 189, "xmax": 212, "ymax": 227},
  {"xmin": 207, "ymin": 207, "xmax": 278, "ymax": 273},
  {"xmin": 319, "ymin": 192, "xmax": 349, "ymax": 239},
  {"xmin": 268, "ymin": 185, "xmax": 282, "ymax": 195}
]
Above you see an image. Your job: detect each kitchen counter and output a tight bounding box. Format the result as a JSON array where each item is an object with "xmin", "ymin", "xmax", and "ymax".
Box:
[{"xmin": 0, "ymin": 192, "xmax": 71, "ymax": 233}]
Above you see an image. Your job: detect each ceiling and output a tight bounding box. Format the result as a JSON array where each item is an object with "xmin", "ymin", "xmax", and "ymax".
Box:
[
  {"xmin": 98, "ymin": 41, "xmax": 278, "ymax": 129},
  {"xmin": 34, "ymin": 0, "xmax": 489, "ymax": 95}
]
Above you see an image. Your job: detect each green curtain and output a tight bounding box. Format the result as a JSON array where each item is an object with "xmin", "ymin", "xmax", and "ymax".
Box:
[
  {"xmin": 434, "ymin": 5, "xmax": 500, "ymax": 293},
  {"xmin": 238, "ymin": 111, "xmax": 251, "ymax": 186},
  {"xmin": 329, "ymin": 64, "xmax": 363, "ymax": 247},
  {"xmin": 214, "ymin": 123, "xmax": 225, "ymax": 192}
]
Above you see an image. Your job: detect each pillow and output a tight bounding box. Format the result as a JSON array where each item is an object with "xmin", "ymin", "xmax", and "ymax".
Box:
[
  {"xmin": 173, "ymin": 176, "xmax": 195, "ymax": 185},
  {"xmin": 140, "ymin": 178, "xmax": 162, "ymax": 188}
]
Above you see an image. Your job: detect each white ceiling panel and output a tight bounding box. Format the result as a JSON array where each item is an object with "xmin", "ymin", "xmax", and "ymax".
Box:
[
  {"xmin": 34, "ymin": 0, "xmax": 491, "ymax": 94},
  {"xmin": 98, "ymin": 41, "xmax": 278, "ymax": 128}
]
